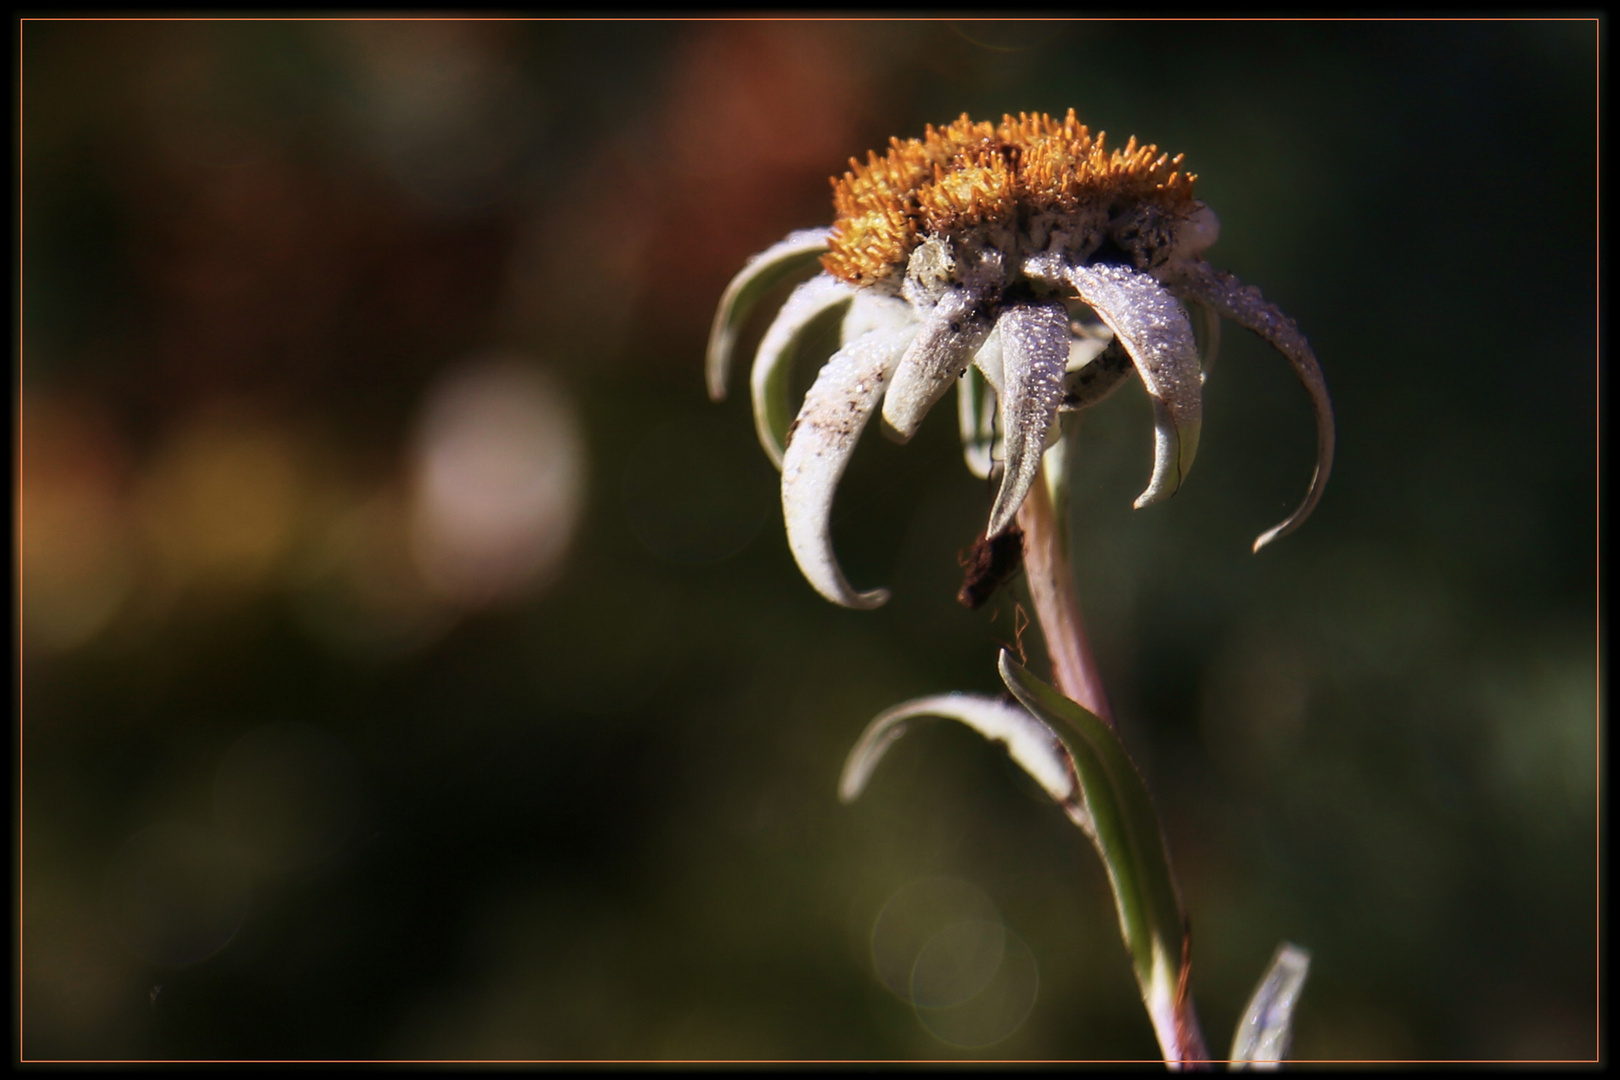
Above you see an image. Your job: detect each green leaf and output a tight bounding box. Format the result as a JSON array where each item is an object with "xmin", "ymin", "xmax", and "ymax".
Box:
[
  {"xmin": 997, "ymin": 650, "xmax": 1188, "ymax": 1051},
  {"xmin": 705, "ymin": 229, "xmax": 830, "ymax": 402},
  {"xmin": 1230, "ymin": 942, "xmax": 1311, "ymax": 1070}
]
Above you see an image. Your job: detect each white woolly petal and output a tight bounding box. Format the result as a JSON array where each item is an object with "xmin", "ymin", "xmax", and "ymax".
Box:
[
  {"xmin": 1172, "ymin": 262, "xmax": 1334, "ymax": 552},
  {"xmin": 780, "ymin": 323, "xmax": 917, "ymax": 609},
  {"xmin": 972, "ymin": 324, "xmax": 1005, "ymax": 395},
  {"xmin": 1143, "ymin": 398, "xmax": 1188, "ymax": 506},
  {"xmin": 988, "ymin": 303, "xmax": 1070, "ymax": 539},
  {"xmin": 706, "ymin": 228, "xmax": 831, "ymax": 402},
  {"xmin": 842, "ymin": 289, "xmax": 917, "ymax": 343},
  {"xmin": 880, "ymin": 284, "xmax": 994, "ymax": 442},
  {"xmin": 750, "ymin": 273, "xmax": 855, "ymax": 468},
  {"xmin": 1065, "ymin": 262, "xmax": 1203, "ymax": 508},
  {"xmin": 839, "ymin": 693, "xmax": 1078, "ymax": 806}
]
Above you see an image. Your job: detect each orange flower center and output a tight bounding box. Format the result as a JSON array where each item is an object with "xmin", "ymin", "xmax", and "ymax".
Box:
[{"xmin": 823, "ymin": 111, "xmax": 1198, "ymax": 287}]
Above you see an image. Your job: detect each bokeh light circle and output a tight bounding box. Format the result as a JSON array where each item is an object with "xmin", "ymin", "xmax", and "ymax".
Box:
[
  {"xmin": 913, "ymin": 925, "xmax": 1040, "ymax": 1048},
  {"xmin": 869, "ymin": 876, "xmax": 1001, "ymax": 1002},
  {"xmin": 909, "ymin": 916, "xmax": 1007, "ymax": 1009},
  {"xmin": 409, "ymin": 356, "xmax": 585, "ymax": 607}
]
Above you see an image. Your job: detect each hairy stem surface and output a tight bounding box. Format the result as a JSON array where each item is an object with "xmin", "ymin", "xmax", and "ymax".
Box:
[{"xmin": 1015, "ymin": 465, "xmax": 1114, "ymax": 728}]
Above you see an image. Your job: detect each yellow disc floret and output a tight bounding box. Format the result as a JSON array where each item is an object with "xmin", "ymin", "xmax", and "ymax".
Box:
[{"xmin": 823, "ymin": 111, "xmax": 1198, "ymax": 287}]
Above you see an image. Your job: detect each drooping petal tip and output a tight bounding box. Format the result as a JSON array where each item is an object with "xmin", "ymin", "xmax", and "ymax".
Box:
[
  {"xmin": 1249, "ymin": 462, "xmax": 1325, "ymax": 553},
  {"xmin": 780, "ymin": 323, "xmax": 915, "ymax": 608},
  {"xmin": 1063, "ymin": 262, "xmax": 1203, "ymax": 509},
  {"xmin": 987, "ymin": 301, "xmax": 1071, "ymax": 538},
  {"xmin": 1172, "ymin": 263, "xmax": 1334, "ymax": 551},
  {"xmin": 1132, "ymin": 408, "xmax": 1202, "ymax": 510}
]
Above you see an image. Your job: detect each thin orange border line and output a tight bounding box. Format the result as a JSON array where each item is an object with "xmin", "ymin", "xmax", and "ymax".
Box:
[
  {"xmin": 1593, "ymin": 10, "xmax": 1605, "ymax": 1067},
  {"xmin": 7, "ymin": 14, "xmax": 1609, "ymax": 22},
  {"xmin": 18, "ymin": 1064, "xmax": 1592, "ymax": 1068},
  {"xmin": 9, "ymin": 1062, "xmax": 1607, "ymax": 1068},
  {"xmin": 16, "ymin": 9, "xmax": 25, "ymax": 1063}
]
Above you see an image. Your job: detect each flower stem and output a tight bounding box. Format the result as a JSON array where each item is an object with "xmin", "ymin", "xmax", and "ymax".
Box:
[
  {"xmin": 1015, "ymin": 463, "xmax": 1115, "ymax": 728},
  {"xmin": 1016, "ymin": 457, "xmax": 1212, "ymax": 1070}
]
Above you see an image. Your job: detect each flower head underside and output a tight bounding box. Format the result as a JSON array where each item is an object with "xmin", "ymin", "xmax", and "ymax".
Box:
[{"xmin": 708, "ymin": 111, "xmax": 1334, "ymax": 609}]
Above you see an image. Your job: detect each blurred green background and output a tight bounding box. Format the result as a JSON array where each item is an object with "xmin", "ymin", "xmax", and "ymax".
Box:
[{"xmin": 20, "ymin": 19, "xmax": 1597, "ymax": 1061}]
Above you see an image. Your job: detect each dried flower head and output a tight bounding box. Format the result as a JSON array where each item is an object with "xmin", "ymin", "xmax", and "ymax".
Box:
[{"xmin": 708, "ymin": 111, "xmax": 1334, "ymax": 609}]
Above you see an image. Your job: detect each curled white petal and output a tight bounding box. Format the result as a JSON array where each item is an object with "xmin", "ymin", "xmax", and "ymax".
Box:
[
  {"xmin": 841, "ymin": 289, "xmax": 917, "ymax": 344},
  {"xmin": 780, "ymin": 323, "xmax": 916, "ymax": 608},
  {"xmin": 880, "ymin": 284, "xmax": 995, "ymax": 442},
  {"xmin": 1064, "ymin": 262, "xmax": 1203, "ymax": 508},
  {"xmin": 839, "ymin": 692, "xmax": 1078, "ymax": 807},
  {"xmin": 1173, "ymin": 262, "xmax": 1335, "ymax": 552},
  {"xmin": 973, "ymin": 324, "xmax": 1005, "ymax": 395},
  {"xmin": 988, "ymin": 302, "xmax": 1071, "ymax": 539},
  {"xmin": 750, "ymin": 273, "xmax": 855, "ymax": 468},
  {"xmin": 706, "ymin": 228, "xmax": 831, "ymax": 402}
]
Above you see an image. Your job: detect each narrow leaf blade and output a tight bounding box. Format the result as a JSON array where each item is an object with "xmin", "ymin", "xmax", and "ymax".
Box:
[
  {"xmin": 839, "ymin": 693, "xmax": 1077, "ymax": 808},
  {"xmin": 997, "ymin": 651, "xmax": 1187, "ymax": 1054},
  {"xmin": 1230, "ymin": 942, "xmax": 1311, "ymax": 1070}
]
